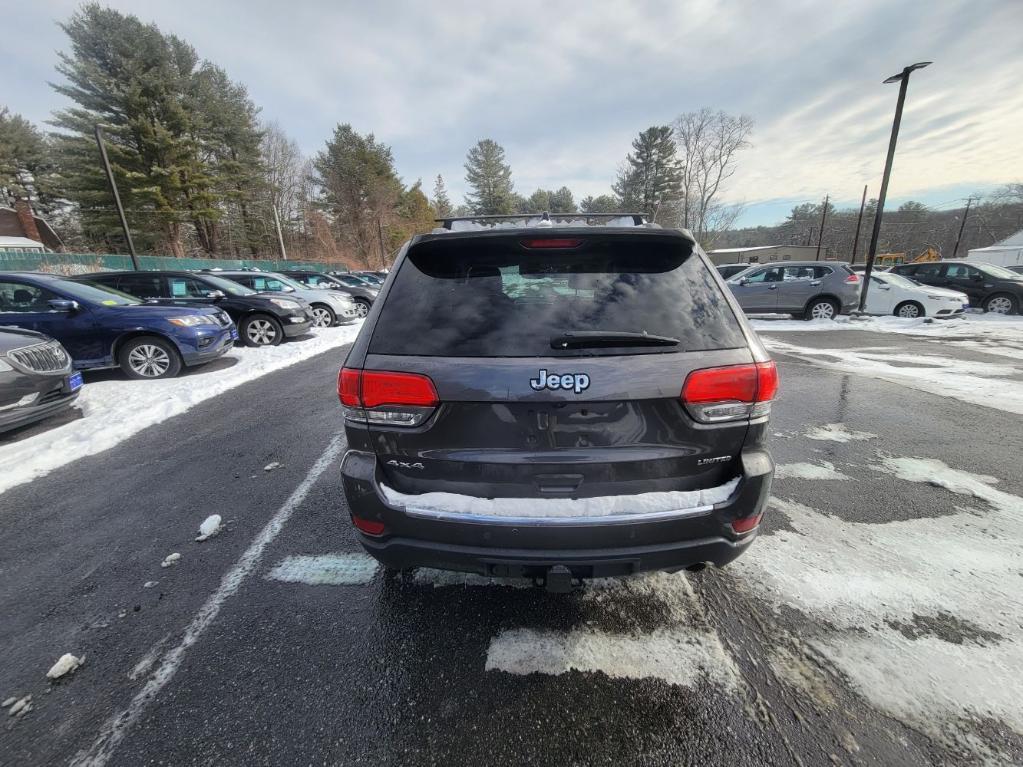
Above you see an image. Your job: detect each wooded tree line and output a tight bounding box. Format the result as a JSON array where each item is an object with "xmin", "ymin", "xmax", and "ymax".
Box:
[
  {"xmin": 1, "ymin": 4, "xmax": 1018, "ymax": 267},
  {"xmin": 715, "ymin": 186, "xmax": 1023, "ymax": 262}
]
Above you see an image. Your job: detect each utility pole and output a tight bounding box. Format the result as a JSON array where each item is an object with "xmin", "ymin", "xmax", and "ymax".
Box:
[
  {"xmin": 94, "ymin": 125, "xmax": 139, "ymax": 270},
  {"xmin": 858, "ymin": 62, "xmax": 932, "ymax": 313},
  {"xmin": 851, "ymin": 185, "xmax": 868, "ymax": 264},
  {"xmin": 377, "ymin": 218, "xmax": 387, "ymax": 267},
  {"xmin": 815, "ymin": 194, "xmax": 829, "ymax": 261},
  {"xmin": 951, "ymin": 197, "xmax": 972, "ymax": 258},
  {"xmin": 271, "ymin": 204, "xmax": 288, "ymax": 261}
]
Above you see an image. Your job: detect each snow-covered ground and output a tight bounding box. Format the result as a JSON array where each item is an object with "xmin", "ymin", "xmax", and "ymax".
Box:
[
  {"xmin": 0, "ymin": 323, "xmax": 361, "ymax": 496},
  {"xmin": 734, "ymin": 456, "xmax": 1023, "ymax": 761},
  {"xmin": 751, "ymin": 313, "xmax": 1023, "ymax": 361}
]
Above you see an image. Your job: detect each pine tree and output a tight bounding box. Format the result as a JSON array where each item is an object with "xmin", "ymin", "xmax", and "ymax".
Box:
[
  {"xmin": 612, "ymin": 126, "xmax": 682, "ymax": 223},
  {"xmin": 580, "ymin": 194, "xmax": 619, "ymax": 214},
  {"xmin": 463, "ymin": 139, "xmax": 515, "ymax": 215},
  {"xmin": 549, "ymin": 186, "xmax": 577, "ymax": 214},
  {"xmin": 432, "ymin": 174, "xmax": 453, "ymax": 217},
  {"xmin": 0, "ymin": 108, "xmax": 60, "ymax": 213},
  {"xmin": 525, "ymin": 188, "xmax": 550, "ymax": 213}
]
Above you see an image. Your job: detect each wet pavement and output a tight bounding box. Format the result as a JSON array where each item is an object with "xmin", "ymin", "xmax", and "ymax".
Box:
[{"xmin": 1, "ymin": 328, "xmax": 1021, "ymax": 766}]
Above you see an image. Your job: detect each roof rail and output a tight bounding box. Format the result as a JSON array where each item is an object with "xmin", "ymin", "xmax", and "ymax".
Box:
[{"xmin": 434, "ymin": 211, "xmax": 650, "ymax": 229}]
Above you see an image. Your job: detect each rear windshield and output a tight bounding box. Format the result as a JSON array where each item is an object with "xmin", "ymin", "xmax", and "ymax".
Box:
[{"xmin": 368, "ymin": 235, "xmax": 746, "ymax": 357}]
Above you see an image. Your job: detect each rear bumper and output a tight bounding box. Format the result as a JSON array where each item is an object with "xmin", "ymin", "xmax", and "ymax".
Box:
[{"xmin": 340, "ymin": 447, "xmax": 773, "ymax": 578}]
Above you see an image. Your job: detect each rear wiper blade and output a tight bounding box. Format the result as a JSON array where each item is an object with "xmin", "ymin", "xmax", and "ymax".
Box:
[{"xmin": 550, "ymin": 331, "xmax": 680, "ymax": 349}]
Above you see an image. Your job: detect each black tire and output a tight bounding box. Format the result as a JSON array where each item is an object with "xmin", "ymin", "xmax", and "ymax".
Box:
[
  {"xmin": 894, "ymin": 301, "xmax": 925, "ymax": 318},
  {"xmin": 310, "ymin": 303, "xmax": 336, "ymax": 328},
  {"xmin": 240, "ymin": 313, "xmax": 284, "ymax": 347},
  {"xmin": 983, "ymin": 293, "xmax": 1018, "ymax": 315},
  {"xmin": 354, "ymin": 299, "xmax": 371, "ymax": 318},
  {"xmin": 118, "ymin": 335, "xmax": 182, "ymax": 380},
  {"xmin": 804, "ymin": 297, "xmax": 839, "ymax": 321}
]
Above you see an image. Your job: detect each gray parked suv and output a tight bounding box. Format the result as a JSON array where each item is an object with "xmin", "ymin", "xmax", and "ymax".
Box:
[
  {"xmin": 338, "ymin": 217, "xmax": 777, "ymax": 590},
  {"xmin": 726, "ymin": 261, "xmax": 861, "ymax": 319}
]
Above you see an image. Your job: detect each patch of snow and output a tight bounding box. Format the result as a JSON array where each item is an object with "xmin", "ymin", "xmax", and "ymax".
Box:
[
  {"xmin": 1, "ymin": 696, "xmax": 15, "ymax": 708},
  {"xmin": 380, "ymin": 477, "xmax": 740, "ymax": 519},
  {"xmin": 46, "ymin": 653, "xmax": 84, "ymax": 679},
  {"xmin": 0, "ymin": 323, "xmax": 362, "ymax": 496},
  {"xmin": 412, "ymin": 568, "xmax": 533, "ymax": 589},
  {"xmin": 160, "ymin": 552, "xmax": 180, "ymax": 568},
  {"xmin": 774, "ymin": 461, "xmax": 850, "ymax": 481},
  {"xmin": 128, "ymin": 637, "xmax": 167, "ymax": 681},
  {"xmin": 263, "ymin": 462, "xmax": 282, "ymax": 472},
  {"xmin": 486, "ymin": 627, "xmax": 741, "ymax": 690},
  {"xmin": 142, "ymin": 581, "xmax": 158, "ymax": 589},
  {"xmin": 7, "ymin": 694, "xmax": 32, "ymax": 717},
  {"xmin": 768, "ymin": 340, "xmax": 1023, "ymax": 416},
  {"xmin": 732, "ymin": 457, "xmax": 1023, "ymax": 754},
  {"xmin": 804, "ymin": 423, "xmax": 877, "ymax": 443},
  {"xmin": 195, "ymin": 514, "xmax": 222, "ymax": 542},
  {"xmin": 264, "ymin": 553, "xmax": 379, "ymax": 586}
]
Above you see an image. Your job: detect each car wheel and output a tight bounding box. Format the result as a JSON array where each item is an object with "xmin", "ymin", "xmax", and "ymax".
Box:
[
  {"xmin": 119, "ymin": 336, "xmax": 182, "ymax": 380},
  {"xmin": 240, "ymin": 314, "xmax": 284, "ymax": 347},
  {"xmin": 310, "ymin": 304, "xmax": 336, "ymax": 328},
  {"xmin": 354, "ymin": 299, "xmax": 371, "ymax": 318},
  {"xmin": 983, "ymin": 293, "xmax": 1018, "ymax": 315},
  {"xmin": 894, "ymin": 301, "xmax": 924, "ymax": 318},
  {"xmin": 804, "ymin": 298, "xmax": 838, "ymax": 321}
]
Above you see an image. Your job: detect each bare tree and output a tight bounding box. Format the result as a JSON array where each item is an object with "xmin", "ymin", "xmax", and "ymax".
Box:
[
  {"xmin": 261, "ymin": 121, "xmax": 305, "ymax": 237},
  {"xmin": 670, "ymin": 109, "xmax": 753, "ymax": 242}
]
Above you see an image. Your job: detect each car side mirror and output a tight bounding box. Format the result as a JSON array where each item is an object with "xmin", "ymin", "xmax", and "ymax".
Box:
[
  {"xmin": 207, "ymin": 290, "xmax": 226, "ymax": 299},
  {"xmin": 879, "ymin": 284, "xmax": 891, "ymax": 290},
  {"xmin": 48, "ymin": 299, "xmax": 79, "ymax": 312},
  {"xmin": 738, "ymin": 278, "xmax": 750, "ymax": 286}
]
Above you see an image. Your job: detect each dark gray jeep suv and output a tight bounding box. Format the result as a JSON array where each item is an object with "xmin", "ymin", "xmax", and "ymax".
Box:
[{"xmin": 338, "ymin": 218, "xmax": 776, "ymax": 589}]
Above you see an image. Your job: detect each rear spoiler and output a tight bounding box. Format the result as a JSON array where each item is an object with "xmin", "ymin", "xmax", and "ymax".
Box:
[{"xmin": 434, "ymin": 211, "xmax": 650, "ymax": 229}]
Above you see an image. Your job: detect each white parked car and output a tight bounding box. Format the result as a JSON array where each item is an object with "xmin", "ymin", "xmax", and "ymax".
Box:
[{"xmin": 863, "ymin": 271, "xmax": 968, "ymax": 318}]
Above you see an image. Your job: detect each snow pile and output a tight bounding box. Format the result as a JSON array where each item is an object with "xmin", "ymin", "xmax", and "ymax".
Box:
[
  {"xmin": 804, "ymin": 423, "xmax": 877, "ymax": 443},
  {"xmin": 0, "ymin": 323, "xmax": 362, "ymax": 496},
  {"xmin": 4, "ymin": 694, "xmax": 32, "ymax": 717},
  {"xmin": 767, "ymin": 340, "xmax": 1023, "ymax": 416},
  {"xmin": 380, "ymin": 477, "xmax": 740, "ymax": 519},
  {"xmin": 733, "ymin": 457, "xmax": 1023, "ymax": 756},
  {"xmin": 195, "ymin": 514, "xmax": 222, "ymax": 542},
  {"xmin": 265, "ymin": 553, "xmax": 379, "ymax": 585},
  {"xmin": 160, "ymin": 552, "xmax": 181, "ymax": 568},
  {"xmin": 46, "ymin": 653, "xmax": 84, "ymax": 679},
  {"xmin": 774, "ymin": 461, "xmax": 850, "ymax": 481}
]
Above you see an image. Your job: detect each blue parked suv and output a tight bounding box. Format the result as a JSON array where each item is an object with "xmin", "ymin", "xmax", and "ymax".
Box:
[{"xmin": 0, "ymin": 273, "xmax": 236, "ymax": 379}]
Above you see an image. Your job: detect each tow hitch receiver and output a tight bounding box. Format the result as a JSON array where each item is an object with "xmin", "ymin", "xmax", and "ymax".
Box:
[{"xmin": 545, "ymin": 565, "xmax": 573, "ymax": 593}]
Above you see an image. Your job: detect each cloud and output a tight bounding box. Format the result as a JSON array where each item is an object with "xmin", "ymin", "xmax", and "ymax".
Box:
[{"xmin": 2, "ymin": 0, "xmax": 1021, "ymax": 225}]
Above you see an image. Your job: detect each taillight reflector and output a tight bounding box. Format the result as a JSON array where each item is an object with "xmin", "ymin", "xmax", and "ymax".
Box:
[
  {"xmin": 338, "ymin": 367, "xmax": 361, "ymax": 406},
  {"xmin": 731, "ymin": 513, "xmax": 763, "ymax": 533},
  {"xmin": 351, "ymin": 515, "xmax": 386, "ymax": 536},
  {"xmin": 521, "ymin": 238, "xmax": 583, "ymax": 249},
  {"xmin": 845, "ymin": 272, "xmax": 860, "ymax": 283}
]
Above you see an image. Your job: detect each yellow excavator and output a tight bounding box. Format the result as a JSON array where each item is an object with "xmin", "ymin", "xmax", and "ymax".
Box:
[{"xmin": 874, "ymin": 247, "xmax": 940, "ymax": 268}]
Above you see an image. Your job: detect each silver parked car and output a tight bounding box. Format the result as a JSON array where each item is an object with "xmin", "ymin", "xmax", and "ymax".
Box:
[
  {"xmin": 726, "ymin": 261, "xmax": 861, "ymax": 320},
  {"xmin": 213, "ymin": 271, "xmax": 360, "ymax": 327}
]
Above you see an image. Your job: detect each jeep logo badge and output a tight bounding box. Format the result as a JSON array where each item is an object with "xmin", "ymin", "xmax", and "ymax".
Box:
[{"xmin": 530, "ymin": 369, "xmax": 590, "ymax": 394}]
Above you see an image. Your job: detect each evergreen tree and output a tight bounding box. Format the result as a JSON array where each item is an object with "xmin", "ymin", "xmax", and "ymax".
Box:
[
  {"xmin": 525, "ymin": 188, "xmax": 550, "ymax": 213},
  {"xmin": 580, "ymin": 194, "xmax": 619, "ymax": 214},
  {"xmin": 549, "ymin": 186, "xmax": 577, "ymax": 214},
  {"xmin": 463, "ymin": 139, "xmax": 515, "ymax": 215},
  {"xmin": 313, "ymin": 123, "xmax": 402, "ymax": 267},
  {"xmin": 431, "ymin": 174, "xmax": 453, "ymax": 217},
  {"xmin": 0, "ymin": 108, "xmax": 59, "ymax": 213},
  {"xmin": 612, "ymin": 126, "xmax": 682, "ymax": 223}
]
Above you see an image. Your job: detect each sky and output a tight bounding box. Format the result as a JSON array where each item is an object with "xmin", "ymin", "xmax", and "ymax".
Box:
[{"xmin": 2, "ymin": 0, "xmax": 1021, "ymax": 227}]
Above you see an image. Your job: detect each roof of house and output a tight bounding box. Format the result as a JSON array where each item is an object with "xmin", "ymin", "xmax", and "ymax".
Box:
[
  {"xmin": 972, "ymin": 229, "xmax": 1023, "ymax": 251},
  {"xmin": 708, "ymin": 244, "xmax": 816, "ymax": 254},
  {"xmin": 0, "ymin": 206, "xmax": 63, "ymax": 250},
  {"xmin": 0, "ymin": 235, "xmax": 48, "ymax": 249}
]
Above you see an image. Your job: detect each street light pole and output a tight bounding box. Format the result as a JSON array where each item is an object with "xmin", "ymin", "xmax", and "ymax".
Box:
[
  {"xmin": 815, "ymin": 194, "xmax": 829, "ymax": 261},
  {"xmin": 851, "ymin": 185, "xmax": 867, "ymax": 264},
  {"xmin": 94, "ymin": 125, "xmax": 139, "ymax": 270},
  {"xmin": 858, "ymin": 62, "xmax": 931, "ymax": 312},
  {"xmin": 951, "ymin": 196, "xmax": 972, "ymax": 259}
]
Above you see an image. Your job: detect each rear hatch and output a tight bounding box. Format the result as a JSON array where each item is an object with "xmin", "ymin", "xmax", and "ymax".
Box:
[{"xmin": 348, "ymin": 229, "xmax": 757, "ymax": 499}]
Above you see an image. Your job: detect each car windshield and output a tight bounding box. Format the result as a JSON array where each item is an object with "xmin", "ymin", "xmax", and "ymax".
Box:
[
  {"xmin": 338, "ymin": 275, "xmax": 371, "ymax": 286},
  {"xmin": 370, "ymin": 235, "xmax": 746, "ymax": 356},
  {"xmin": 264, "ymin": 273, "xmax": 307, "ymax": 291},
  {"xmin": 52, "ymin": 278, "xmax": 141, "ymax": 306},
  {"xmin": 878, "ymin": 272, "xmax": 920, "ymax": 289},
  {"xmin": 201, "ymin": 274, "xmax": 256, "ymax": 296},
  {"xmin": 978, "ymin": 263, "xmax": 1022, "ymax": 279}
]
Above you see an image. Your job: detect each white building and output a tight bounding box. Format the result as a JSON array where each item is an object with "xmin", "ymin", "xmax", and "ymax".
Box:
[{"xmin": 966, "ymin": 229, "xmax": 1023, "ymax": 267}]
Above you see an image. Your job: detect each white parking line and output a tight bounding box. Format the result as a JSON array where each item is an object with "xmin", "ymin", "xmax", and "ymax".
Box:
[{"xmin": 70, "ymin": 435, "xmax": 345, "ymax": 767}]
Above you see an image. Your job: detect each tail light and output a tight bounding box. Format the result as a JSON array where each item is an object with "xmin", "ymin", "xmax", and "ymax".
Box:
[
  {"xmin": 731, "ymin": 512, "xmax": 763, "ymax": 534},
  {"xmin": 845, "ymin": 272, "xmax": 860, "ymax": 283},
  {"xmin": 681, "ymin": 361, "xmax": 778, "ymax": 423},
  {"xmin": 351, "ymin": 515, "xmax": 387, "ymax": 536},
  {"xmin": 338, "ymin": 367, "xmax": 438, "ymax": 427}
]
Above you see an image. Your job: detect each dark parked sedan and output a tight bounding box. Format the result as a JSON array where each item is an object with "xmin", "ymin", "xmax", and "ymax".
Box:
[
  {"xmin": 79, "ymin": 271, "xmax": 314, "ymax": 346},
  {"xmin": 278, "ymin": 270, "xmax": 378, "ymax": 318},
  {"xmin": 0, "ymin": 327, "xmax": 82, "ymax": 434},
  {"xmin": 890, "ymin": 260, "xmax": 1023, "ymax": 314}
]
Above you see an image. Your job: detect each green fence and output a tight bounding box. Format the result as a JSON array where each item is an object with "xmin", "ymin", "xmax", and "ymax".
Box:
[{"xmin": 0, "ymin": 251, "xmax": 347, "ymax": 275}]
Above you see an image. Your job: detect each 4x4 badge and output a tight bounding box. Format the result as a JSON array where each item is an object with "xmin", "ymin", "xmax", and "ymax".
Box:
[
  {"xmin": 387, "ymin": 459, "xmax": 424, "ymax": 470},
  {"xmin": 530, "ymin": 369, "xmax": 590, "ymax": 394}
]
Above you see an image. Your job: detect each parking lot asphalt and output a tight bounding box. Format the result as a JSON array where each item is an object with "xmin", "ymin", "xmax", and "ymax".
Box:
[{"xmin": 1, "ymin": 330, "xmax": 1021, "ymax": 766}]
